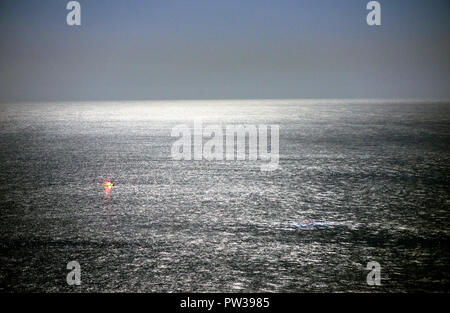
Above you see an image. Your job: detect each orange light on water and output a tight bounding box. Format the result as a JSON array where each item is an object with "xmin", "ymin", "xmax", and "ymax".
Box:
[{"xmin": 103, "ymin": 180, "xmax": 114, "ymax": 187}]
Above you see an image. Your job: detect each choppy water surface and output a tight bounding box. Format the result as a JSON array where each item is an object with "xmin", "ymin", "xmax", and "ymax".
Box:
[{"xmin": 0, "ymin": 99, "xmax": 449, "ymax": 292}]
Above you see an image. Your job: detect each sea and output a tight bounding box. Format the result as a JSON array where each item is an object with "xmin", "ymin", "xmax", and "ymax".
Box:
[{"xmin": 0, "ymin": 99, "xmax": 449, "ymax": 292}]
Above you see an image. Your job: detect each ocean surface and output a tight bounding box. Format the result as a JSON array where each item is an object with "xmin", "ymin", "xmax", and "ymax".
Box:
[{"xmin": 0, "ymin": 99, "xmax": 449, "ymax": 292}]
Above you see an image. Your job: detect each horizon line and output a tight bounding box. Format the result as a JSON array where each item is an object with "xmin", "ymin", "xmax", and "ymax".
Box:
[{"xmin": 1, "ymin": 97, "xmax": 450, "ymax": 105}]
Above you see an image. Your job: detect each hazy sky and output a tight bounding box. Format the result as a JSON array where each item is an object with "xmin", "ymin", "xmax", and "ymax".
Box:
[{"xmin": 0, "ymin": 0, "xmax": 449, "ymax": 101}]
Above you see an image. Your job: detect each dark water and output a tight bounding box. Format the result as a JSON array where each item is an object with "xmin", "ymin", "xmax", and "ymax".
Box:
[{"xmin": 0, "ymin": 99, "xmax": 449, "ymax": 292}]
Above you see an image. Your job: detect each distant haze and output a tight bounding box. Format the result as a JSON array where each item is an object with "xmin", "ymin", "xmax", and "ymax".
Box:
[{"xmin": 0, "ymin": 0, "xmax": 449, "ymax": 102}]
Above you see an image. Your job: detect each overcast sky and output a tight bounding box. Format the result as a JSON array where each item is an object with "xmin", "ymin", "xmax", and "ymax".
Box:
[{"xmin": 0, "ymin": 0, "xmax": 449, "ymax": 102}]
